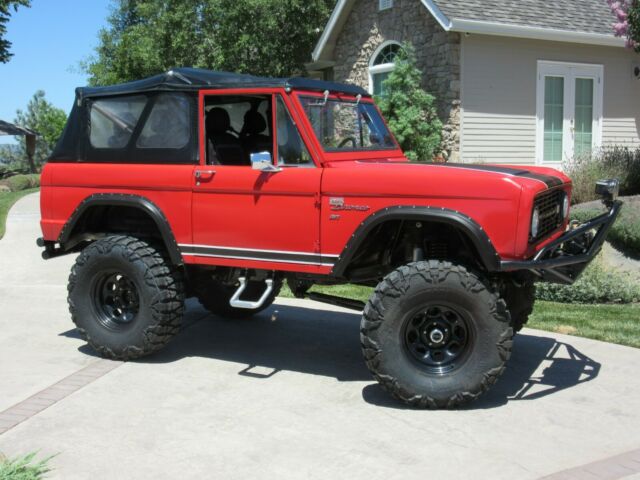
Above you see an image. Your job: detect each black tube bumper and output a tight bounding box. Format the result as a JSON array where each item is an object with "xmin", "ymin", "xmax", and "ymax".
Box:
[{"xmin": 500, "ymin": 200, "xmax": 623, "ymax": 285}]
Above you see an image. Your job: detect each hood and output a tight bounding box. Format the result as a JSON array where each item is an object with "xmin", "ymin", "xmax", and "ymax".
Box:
[{"xmin": 322, "ymin": 160, "xmax": 570, "ymax": 200}]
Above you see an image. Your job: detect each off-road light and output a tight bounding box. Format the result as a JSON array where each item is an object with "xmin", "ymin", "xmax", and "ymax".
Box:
[
  {"xmin": 595, "ymin": 179, "xmax": 620, "ymax": 204},
  {"xmin": 531, "ymin": 207, "xmax": 540, "ymax": 238},
  {"xmin": 562, "ymin": 193, "xmax": 570, "ymax": 219}
]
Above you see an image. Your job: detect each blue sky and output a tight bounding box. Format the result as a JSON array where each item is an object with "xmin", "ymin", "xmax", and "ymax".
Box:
[{"xmin": 0, "ymin": 0, "xmax": 111, "ymax": 144}]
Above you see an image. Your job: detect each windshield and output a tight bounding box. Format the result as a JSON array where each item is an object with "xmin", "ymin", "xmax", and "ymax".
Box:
[{"xmin": 299, "ymin": 96, "xmax": 397, "ymax": 152}]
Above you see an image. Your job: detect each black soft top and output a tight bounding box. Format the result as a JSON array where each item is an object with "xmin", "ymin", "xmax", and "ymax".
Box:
[{"xmin": 76, "ymin": 67, "xmax": 370, "ymax": 99}]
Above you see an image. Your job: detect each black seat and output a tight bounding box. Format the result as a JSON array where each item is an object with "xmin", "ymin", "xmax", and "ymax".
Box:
[
  {"xmin": 206, "ymin": 108, "xmax": 245, "ymax": 165},
  {"xmin": 241, "ymin": 110, "xmax": 272, "ymax": 161}
]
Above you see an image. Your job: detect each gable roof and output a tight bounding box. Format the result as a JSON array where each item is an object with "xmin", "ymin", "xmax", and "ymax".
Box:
[{"xmin": 313, "ymin": 0, "xmax": 624, "ymax": 63}]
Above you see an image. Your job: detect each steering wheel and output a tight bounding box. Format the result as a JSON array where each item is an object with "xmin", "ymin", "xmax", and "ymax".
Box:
[{"xmin": 338, "ymin": 137, "xmax": 357, "ymax": 149}]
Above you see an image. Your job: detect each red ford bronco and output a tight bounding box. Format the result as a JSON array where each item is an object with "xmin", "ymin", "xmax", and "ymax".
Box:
[{"xmin": 38, "ymin": 68, "xmax": 621, "ymax": 408}]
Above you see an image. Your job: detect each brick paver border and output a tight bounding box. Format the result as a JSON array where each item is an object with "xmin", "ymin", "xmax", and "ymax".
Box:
[
  {"xmin": 540, "ymin": 448, "xmax": 640, "ymax": 480},
  {"xmin": 0, "ymin": 360, "xmax": 122, "ymax": 435}
]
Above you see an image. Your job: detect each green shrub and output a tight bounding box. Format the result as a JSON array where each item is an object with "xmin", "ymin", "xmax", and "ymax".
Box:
[
  {"xmin": 536, "ymin": 252, "xmax": 640, "ymax": 304},
  {"xmin": 572, "ymin": 200, "xmax": 640, "ymax": 257},
  {"xmin": 0, "ymin": 452, "xmax": 54, "ymax": 480},
  {"xmin": 564, "ymin": 147, "xmax": 640, "ymax": 204},
  {"xmin": 6, "ymin": 174, "xmax": 40, "ymax": 192},
  {"xmin": 377, "ymin": 43, "xmax": 443, "ymax": 161}
]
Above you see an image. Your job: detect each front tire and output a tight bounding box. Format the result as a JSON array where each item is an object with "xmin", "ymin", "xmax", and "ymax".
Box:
[
  {"xmin": 68, "ymin": 235, "xmax": 185, "ymax": 360},
  {"xmin": 361, "ymin": 261, "xmax": 512, "ymax": 409}
]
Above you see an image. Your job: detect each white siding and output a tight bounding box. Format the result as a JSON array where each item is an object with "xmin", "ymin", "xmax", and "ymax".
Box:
[{"xmin": 461, "ymin": 35, "xmax": 640, "ymax": 164}]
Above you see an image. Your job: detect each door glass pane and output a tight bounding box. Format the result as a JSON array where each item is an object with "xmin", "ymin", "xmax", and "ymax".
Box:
[
  {"xmin": 276, "ymin": 95, "xmax": 313, "ymax": 166},
  {"xmin": 574, "ymin": 78, "xmax": 594, "ymax": 157},
  {"xmin": 543, "ymin": 76, "xmax": 564, "ymax": 162}
]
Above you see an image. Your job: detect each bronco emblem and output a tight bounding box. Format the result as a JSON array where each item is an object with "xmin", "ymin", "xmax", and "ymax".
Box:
[{"xmin": 329, "ymin": 197, "xmax": 370, "ymax": 211}]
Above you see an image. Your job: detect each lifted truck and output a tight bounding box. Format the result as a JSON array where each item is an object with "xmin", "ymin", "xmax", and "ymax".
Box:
[{"xmin": 38, "ymin": 68, "xmax": 621, "ymax": 408}]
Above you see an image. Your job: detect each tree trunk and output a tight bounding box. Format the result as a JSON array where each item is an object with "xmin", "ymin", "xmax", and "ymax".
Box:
[{"xmin": 25, "ymin": 134, "xmax": 37, "ymax": 173}]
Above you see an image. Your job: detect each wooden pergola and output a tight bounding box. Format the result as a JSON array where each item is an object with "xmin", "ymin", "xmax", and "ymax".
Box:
[{"xmin": 0, "ymin": 120, "xmax": 38, "ymax": 173}]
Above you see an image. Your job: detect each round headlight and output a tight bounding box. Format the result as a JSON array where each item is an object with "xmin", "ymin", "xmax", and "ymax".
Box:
[
  {"xmin": 562, "ymin": 194, "xmax": 570, "ymax": 219},
  {"xmin": 531, "ymin": 207, "xmax": 540, "ymax": 238}
]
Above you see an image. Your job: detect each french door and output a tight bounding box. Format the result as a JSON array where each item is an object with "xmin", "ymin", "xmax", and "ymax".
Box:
[{"xmin": 536, "ymin": 61, "xmax": 603, "ymax": 165}]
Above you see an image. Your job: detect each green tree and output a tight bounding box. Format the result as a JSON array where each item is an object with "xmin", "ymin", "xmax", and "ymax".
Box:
[
  {"xmin": 84, "ymin": 0, "xmax": 334, "ymax": 86},
  {"xmin": 629, "ymin": 1, "xmax": 640, "ymax": 50},
  {"xmin": 377, "ymin": 43, "xmax": 443, "ymax": 162},
  {"xmin": 0, "ymin": 0, "xmax": 30, "ymax": 63},
  {"xmin": 14, "ymin": 91, "xmax": 67, "ymax": 171}
]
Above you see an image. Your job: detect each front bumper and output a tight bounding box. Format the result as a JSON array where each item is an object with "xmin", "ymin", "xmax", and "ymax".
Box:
[{"xmin": 501, "ymin": 200, "xmax": 622, "ymax": 284}]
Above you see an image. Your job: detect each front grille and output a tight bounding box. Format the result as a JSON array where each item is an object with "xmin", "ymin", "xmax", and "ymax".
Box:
[{"xmin": 531, "ymin": 189, "xmax": 564, "ymax": 242}]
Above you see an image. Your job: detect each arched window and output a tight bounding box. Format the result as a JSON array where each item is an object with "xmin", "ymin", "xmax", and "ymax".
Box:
[{"xmin": 369, "ymin": 42, "xmax": 401, "ymax": 96}]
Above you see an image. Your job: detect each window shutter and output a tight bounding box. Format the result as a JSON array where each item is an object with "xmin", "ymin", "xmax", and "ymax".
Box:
[{"xmin": 379, "ymin": 0, "xmax": 393, "ymax": 11}]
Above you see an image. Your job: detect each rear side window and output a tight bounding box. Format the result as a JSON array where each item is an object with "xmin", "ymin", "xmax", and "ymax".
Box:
[
  {"xmin": 90, "ymin": 96, "xmax": 147, "ymax": 148},
  {"xmin": 137, "ymin": 94, "xmax": 190, "ymax": 149}
]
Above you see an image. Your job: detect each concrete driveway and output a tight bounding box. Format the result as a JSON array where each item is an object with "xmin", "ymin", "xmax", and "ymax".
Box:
[{"xmin": 1, "ymin": 193, "xmax": 639, "ymax": 480}]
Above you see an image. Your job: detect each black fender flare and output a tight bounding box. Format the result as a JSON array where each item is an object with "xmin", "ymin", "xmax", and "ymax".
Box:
[
  {"xmin": 330, "ymin": 205, "xmax": 502, "ymax": 277},
  {"xmin": 57, "ymin": 193, "xmax": 183, "ymax": 265}
]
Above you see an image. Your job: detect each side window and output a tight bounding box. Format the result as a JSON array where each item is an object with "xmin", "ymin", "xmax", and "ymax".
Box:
[
  {"xmin": 137, "ymin": 94, "xmax": 190, "ymax": 149},
  {"xmin": 90, "ymin": 96, "xmax": 147, "ymax": 148},
  {"xmin": 276, "ymin": 95, "xmax": 313, "ymax": 167},
  {"xmin": 204, "ymin": 95, "xmax": 272, "ymax": 166}
]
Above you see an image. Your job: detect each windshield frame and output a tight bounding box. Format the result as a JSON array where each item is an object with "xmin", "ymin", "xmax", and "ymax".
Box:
[{"xmin": 293, "ymin": 91, "xmax": 402, "ymax": 159}]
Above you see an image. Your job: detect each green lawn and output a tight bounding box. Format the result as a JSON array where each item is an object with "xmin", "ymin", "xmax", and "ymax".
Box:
[
  {"xmin": 280, "ymin": 284, "xmax": 640, "ymax": 349},
  {"xmin": 0, "ymin": 188, "xmax": 39, "ymax": 239}
]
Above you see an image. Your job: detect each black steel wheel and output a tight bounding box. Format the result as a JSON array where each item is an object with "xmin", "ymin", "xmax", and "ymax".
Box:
[
  {"xmin": 92, "ymin": 271, "xmax": 141, "ymax": 329},
  {"xmin": 403, "ymin": 304, "xmax": 473, "ymax": 374},
  {"xmin": 361, "ymin": 260, "xmax": 513, "ymax": 409}
]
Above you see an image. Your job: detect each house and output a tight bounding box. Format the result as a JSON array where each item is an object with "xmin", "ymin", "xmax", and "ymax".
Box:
[{"xmin": 307, "ymin": 0, "xmax": 640, "ymax": 165}]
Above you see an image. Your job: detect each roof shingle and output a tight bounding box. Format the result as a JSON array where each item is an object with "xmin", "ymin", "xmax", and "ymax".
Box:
[{"xmin": 432, "ymin": 0, "xmax": 617, "ymax": 35}]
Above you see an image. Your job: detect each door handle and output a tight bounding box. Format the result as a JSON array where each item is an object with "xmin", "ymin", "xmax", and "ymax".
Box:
[{"xmin": 195, "ymin": 169, "xmax": 216, "ymax": 185}]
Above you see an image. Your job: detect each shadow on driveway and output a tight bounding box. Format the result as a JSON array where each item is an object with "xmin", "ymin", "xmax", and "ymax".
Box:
[{"xmin": 69, "ymin": 302, "xmax": 600, "ymax": 410}]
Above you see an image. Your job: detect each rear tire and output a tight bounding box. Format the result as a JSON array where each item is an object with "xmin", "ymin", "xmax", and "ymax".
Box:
[
  {"xmin": 68, "ymin": 235, "xmax": 185, "ymax": 360},
  {"xmin": 361, "ymin": 260, "xmax": 512, "ymax": 409}
]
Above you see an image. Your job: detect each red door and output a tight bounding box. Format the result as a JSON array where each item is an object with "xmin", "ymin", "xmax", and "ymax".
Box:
[{"xmin": 189, "ymin": 90, "xmax": 324, "ymax": 270}]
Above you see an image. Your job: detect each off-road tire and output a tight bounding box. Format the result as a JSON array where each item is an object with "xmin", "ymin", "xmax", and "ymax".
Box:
[
  {"xmin": 361, "ymin": 260, "xmax": 513, "ymax": 409},
  {"xmin": 503, "ymin": 281, "xmax": 536, "ymax": 333},
  {"xmin": 68, "ymin": 235, "xmax": 185, "ymax": 360},
  {"xmin": 194, "ymin": 275, "xmax": 282, "ymax": 319}
]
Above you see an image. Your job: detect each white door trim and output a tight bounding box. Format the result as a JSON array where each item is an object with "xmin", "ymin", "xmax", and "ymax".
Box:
[{"xmin": 535, "ymin": 60, "xmax": 604, "ymax": 166}]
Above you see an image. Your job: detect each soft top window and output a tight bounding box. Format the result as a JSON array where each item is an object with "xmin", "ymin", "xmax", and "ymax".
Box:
[
  {"xmin": 82, "ymin": 92, "xmax": 197, "ymax": 164},
  {"xmin": 137, "ymin": 94, "xmax": 190, "ymax": 149},
  {"xmin": 90, "ymin": 96, "xmax": 146, "ymax": 149}
]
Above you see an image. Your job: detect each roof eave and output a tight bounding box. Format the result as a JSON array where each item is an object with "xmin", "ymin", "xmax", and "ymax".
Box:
[
  {"xmin": 312, "ymin": 0, "xmax": 355, "ymax": 62},
  {"xmin": 450, "ymin": 18, "xmax": 626, "ymax": 48}
]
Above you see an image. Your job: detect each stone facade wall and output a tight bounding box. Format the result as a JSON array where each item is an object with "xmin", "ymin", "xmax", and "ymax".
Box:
[{"xmin": 331, "ymin": 0, "xmax": 461, "ymax": 160}]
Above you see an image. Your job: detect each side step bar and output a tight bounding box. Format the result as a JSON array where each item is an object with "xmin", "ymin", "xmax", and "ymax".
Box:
[
  {"xmin": 229, "ymin": 277, "xmax": 274, "ymax": 309},
  {"xmin": 306, "ymin": 292, "xmax": 365, "ymax": 312}
]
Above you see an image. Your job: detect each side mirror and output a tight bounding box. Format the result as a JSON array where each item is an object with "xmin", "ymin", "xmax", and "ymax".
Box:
[{"xmin": 250, "ymin": 151, "xmax": 281, "ymax": 172}]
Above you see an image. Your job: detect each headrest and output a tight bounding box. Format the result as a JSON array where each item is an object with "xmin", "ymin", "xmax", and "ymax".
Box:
[
  {"xmin": 206, "ymin": 107, "xmax": 231, "ymax": 134},
  {"xmin": 243, "ymin": 110, "xmax": 267, "ymax": 135}
]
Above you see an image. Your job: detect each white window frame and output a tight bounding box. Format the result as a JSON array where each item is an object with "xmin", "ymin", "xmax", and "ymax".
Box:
[
  {"xmin": 379, "ymin": 0, "xmax": 393, "ymax": 11},
  {"xmin": 535, "ymin": 60, "xmax": 604, "ymax": 165},
  {"xmin": 368, "ymin": 40, "xmax": 401, "ymax": 95}
]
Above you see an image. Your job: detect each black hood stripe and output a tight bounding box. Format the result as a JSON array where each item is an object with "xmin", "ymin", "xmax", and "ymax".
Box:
[{"xmin": 442, "ymin": 163, "xmax": 564, "ymax": 188}]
